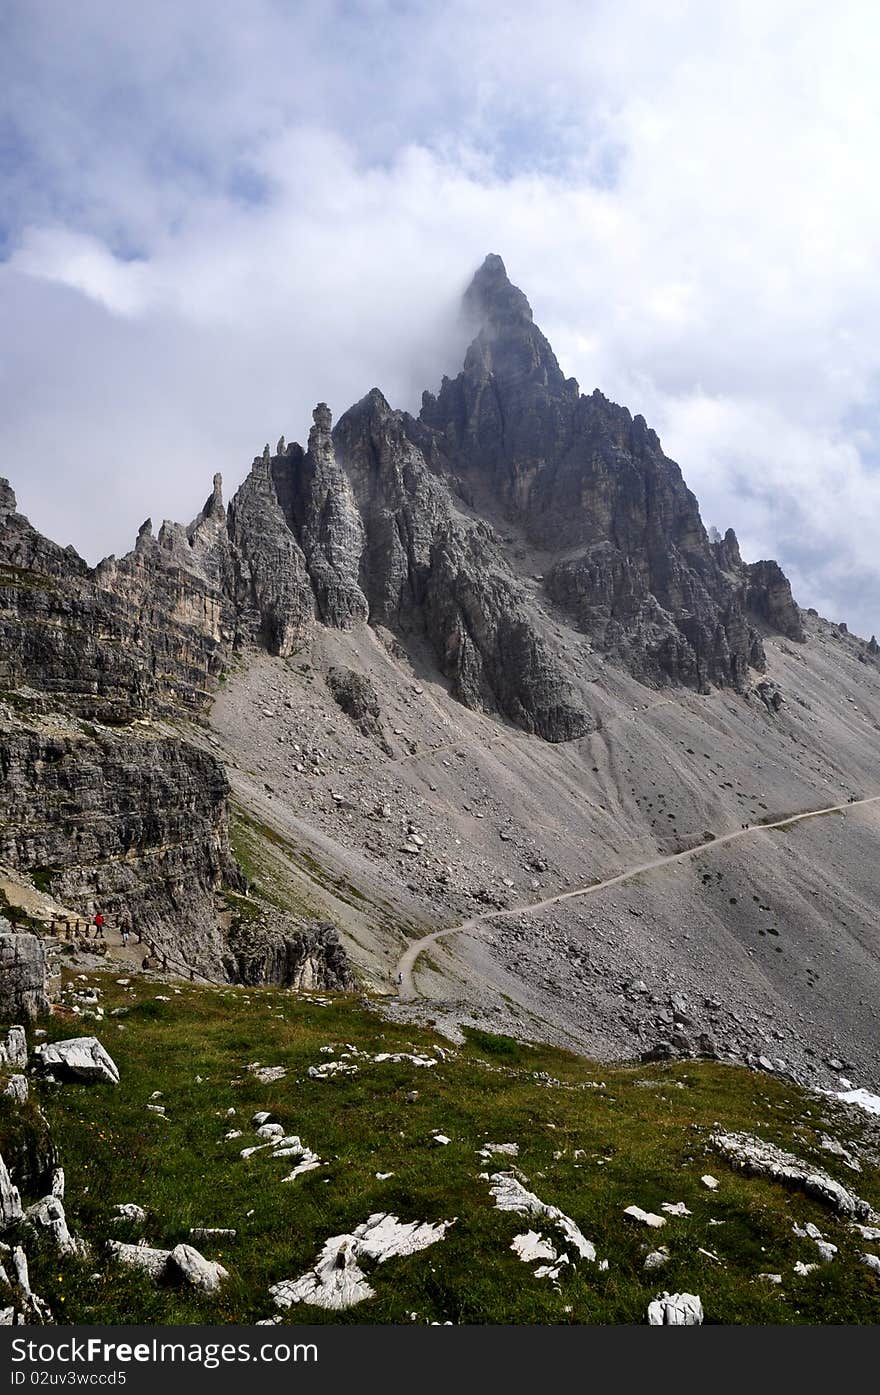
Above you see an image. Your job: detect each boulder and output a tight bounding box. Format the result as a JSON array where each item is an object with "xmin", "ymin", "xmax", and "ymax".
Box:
[
  {"xmin": 624, "ymin": 1205, "xmax": 666, "ymax": 1229},
  {"xmin": 111, "ymin": 1204, "xmax": 148, "ymax": 1225},
  {"xmin": 33, "ymin": 1036, "xmax": 119, "ymax": 1085},
  {"xmin": 25, "ymin": 1195, "xmax": 87, "ymax": 1257},
  {"xmin": 168, "ymin": 1243, "xmax": 229, "ymax": 1293},
  {"xmin": 107, "ymin": 1241, "xmax": 171, "ymax": 1279},
  {"xmin": 647, "ymin": 1292, "xmax": 704, "ymax": 1325}
]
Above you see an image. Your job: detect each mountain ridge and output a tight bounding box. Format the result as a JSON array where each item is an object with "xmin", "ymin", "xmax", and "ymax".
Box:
[{"xmin": 1, "ymin": 252, "xmax": 813, "ymax": 736}]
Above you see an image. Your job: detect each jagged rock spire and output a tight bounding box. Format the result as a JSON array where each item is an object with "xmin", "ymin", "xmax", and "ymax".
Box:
[
  {"xmin": 0, "ymin": 479, "xmax": 18, "ymax": 524},
  {"xmin": 463, "ymin": 253, "xmax": 534, "ymax": 328}
]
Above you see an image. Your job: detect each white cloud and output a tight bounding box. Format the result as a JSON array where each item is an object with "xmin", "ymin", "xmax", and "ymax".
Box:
[{"xmin": 2, "ymin": 0, "xmax": 880, "ymax": 635}]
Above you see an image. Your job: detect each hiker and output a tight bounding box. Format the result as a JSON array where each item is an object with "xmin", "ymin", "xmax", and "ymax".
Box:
[
  {"xmin": 396, "ymin": 971, "xmax": 403, "ymax": 986},
  {"xmin": 119, "ymin": 910, "xmax": 131, "ymax": 947},
  {"xmin": 93, "ymin": 909, "xmax": 105, "ymax": 939}
]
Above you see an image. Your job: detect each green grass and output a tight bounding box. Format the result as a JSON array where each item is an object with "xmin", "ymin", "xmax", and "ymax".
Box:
[{"xmin": 2, "ymin": 972, "xmax": 879, "ymax": 1326}]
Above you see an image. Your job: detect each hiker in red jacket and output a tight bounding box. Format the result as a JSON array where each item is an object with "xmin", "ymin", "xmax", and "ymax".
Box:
[{"xmin": 93, "ymin": 910, "xmax": 105, "ymax": 939}]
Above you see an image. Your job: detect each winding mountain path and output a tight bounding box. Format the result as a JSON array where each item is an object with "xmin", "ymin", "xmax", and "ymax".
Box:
[{"xmin": 395, "ymin": 793, "xmax": 880, "ymax": 1000}]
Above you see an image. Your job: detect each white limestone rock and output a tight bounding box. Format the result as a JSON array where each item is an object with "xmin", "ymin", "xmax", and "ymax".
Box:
[
  {"xmin": 624, "ymin": 1205, "xmax": 667, "ymax": 1229},
  {"xmin": 351, "ymin": 1214, "xmax": 452, "ymax": 1263},
  {"xmin": 490, "ymin": 1172, "xmax": 596, "ymax": 1261},
  {"xmin": 478, "ymin": 1143, "xmax": 519, "ymax": 1160},
  {"xmin": 1, "ymin": 1027, "xmax": 27, "ymax": 1070},
  {"xmin": 269, "ymin": 1213, "xmax": 454, "ymax": 1312},
  {"xmin": 108, "ymin": 1241, "xmax": 171, "ymax": 1279},
  {"xmin": 33, "ymin": 1036, "xmax": 119, "ymax": 1085},
  {"xmin": 271, "ymin": 1237, "xmax": 374, "ymax": 1312},
  {"xmin": 168, "ymin": 1243, "xmax": 229, "ymax": 1292},
  {"xmin": 0, "ymin": 1154, "xmax": 23, "ymax": 1230},
  {"xmin": 25, "ymin": 1195, "xmax": 87, "ymax": 1257},
  {"xmin": 644, "ymin": 1248, "xmax": 670, "ymax": 1271},
  {"xmin": 249, "ymin": 1066, "xmax": 287, "ymax": 1084},
  {"xmin": 112, "ymin": 1204, "xmax": 147, "ymax": 1225},
  {"xmin": 711, "ymin": 1131, "xmax": 873, "ymax": 1219},
  {"xmin": 281, "ymin": 1153, "xmax": 323, "ymax": 1183},
  {"xmin": 255, "ymin": 1123, "xmax": 285, "ymax": 1141},
  {"xmin": 511, "ymin": 1230, "xmax": 557, "ymax": 1264},
  {"xmin": 308, "ymin": 1061, "xmax": 357, "ymax": 1079},
  {"xmin": 373, "ymin": 1053, "xmax": 436, "ymax": 1067},
  {"xmin": 647, "ymin": 1291, "xmax": 704, "ymax": 1325}
]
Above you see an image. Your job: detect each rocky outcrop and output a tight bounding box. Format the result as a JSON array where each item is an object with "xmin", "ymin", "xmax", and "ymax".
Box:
[
  {"xmin": 326, "ymin": 667, "xmax": 391, "ymax": 752},
  {"xmin": 711, "ymin": 1132, "xmax": 875, "ymax": 1220},
  {"xmin": 227, "ymin": 920, "xmax": 355, "ymax": 991},
  {"xmin": 745, "ymin": 559, "xmax": 806, "ymax": 642},
  {"xmin": 332, "ymin": 389, "xmax": 592, "ymax": 740},
  {"xmin": 0, "ymin": 480, "xmax": 229, "ymax": 721},
  {"xmin": 0, "ymin": 929, "xmax": 48, "ymax": 1020},
  {"xmin": 0, "ymin": 706, "xmax": 242, "ymax": 975},
  {"xmin": 228, "ymin": 448, "xmax": 315, "ymax": 655}
]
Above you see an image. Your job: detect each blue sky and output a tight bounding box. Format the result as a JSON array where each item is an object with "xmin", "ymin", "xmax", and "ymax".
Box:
[{"xmin": 2, "ymin": 0, "xmax": 880, "ymax": 636}]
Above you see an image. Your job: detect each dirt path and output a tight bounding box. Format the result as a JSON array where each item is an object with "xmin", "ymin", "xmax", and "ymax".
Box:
[{"xmin": 395, "ymin": 793, "xmax": 880, "ymax": 1000}]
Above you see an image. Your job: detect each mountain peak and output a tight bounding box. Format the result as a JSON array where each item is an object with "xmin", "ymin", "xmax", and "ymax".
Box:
[{"xmin": 464, "ymin": 252, "xmax": 534, "ymax": 330}]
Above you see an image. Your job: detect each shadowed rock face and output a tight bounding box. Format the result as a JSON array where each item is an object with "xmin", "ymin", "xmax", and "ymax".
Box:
[
  {"xmin": 220, "ymin": 255, "xmax": 803, "ymax": 722},
  {"xmin": 417, "ymin": 254, "xmax": 803, "ymax": 693},
  {"xmin": 227, "ymin": 920, "xmax": 355, "ymax": 991},
  {"xmin": 0, "ymin": 716, "xmax": 242, "ymax": 972}
]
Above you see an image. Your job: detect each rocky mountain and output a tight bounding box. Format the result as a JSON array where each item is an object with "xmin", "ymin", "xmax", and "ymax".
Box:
[
  {"xmin": 2, "ymin": 254, "xmax": 879, "ymax": 1091},
  {"xmin": 216, "ymin": 258, "xmax": 804, "ymax": 735},
  {"xmin": 4, "ymin": 256, "xmax": 805, "ymax": 736}
]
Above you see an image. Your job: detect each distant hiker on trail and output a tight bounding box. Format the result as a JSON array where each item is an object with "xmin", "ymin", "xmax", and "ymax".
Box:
[
  {"xmin": 119, "ymin": 910, "xmax": 132, "ymax": 947},
  {"xmin": 397, "ymin": 972, "xmax": 403, "ymax": 985},
  {"xmin": 93, "ymin": 910, "xmax": 105, "ymax": 939}
]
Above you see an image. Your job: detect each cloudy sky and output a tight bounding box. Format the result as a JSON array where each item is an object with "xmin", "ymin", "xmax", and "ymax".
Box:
[{"xmin": 2, "ymin": 1, "xmax": 879, "ymax": 634}]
